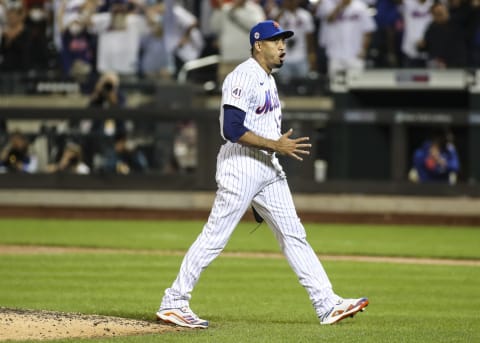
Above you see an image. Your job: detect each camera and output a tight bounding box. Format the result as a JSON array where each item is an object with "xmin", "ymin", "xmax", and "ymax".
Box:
[
  {"xmin": 4, "ymin": 148, "xmax": 27, "ymax": 171},
  {"xmin": 103, "ymin": 82, "xmax": 114, "ymax": 92}
]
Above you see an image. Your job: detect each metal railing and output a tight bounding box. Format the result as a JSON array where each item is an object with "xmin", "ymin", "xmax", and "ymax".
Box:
[{"xmin": 177, "ymin": 55, "xmax": 220, "ymax": 84}]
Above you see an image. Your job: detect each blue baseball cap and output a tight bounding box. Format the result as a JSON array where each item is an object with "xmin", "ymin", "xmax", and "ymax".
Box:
[{"xmin": 249, "ymin": 20, "xmax": 294, "ymax": 46}]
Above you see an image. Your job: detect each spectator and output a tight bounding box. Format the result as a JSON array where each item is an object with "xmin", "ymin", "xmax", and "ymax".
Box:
[
  {"xmin": 0, "ymin": 131, "xmax": 38, "ymax": 173},
  {"xmin": 103, "ymin": 131, "xmax": 148, "ymax": 174},
  {"xmin": 46, "ymin": 141, "xmax": 90, "ymax": 174},
  {"xmin": 209, "ymin": 0, "xmax": 265, "ymax": 84},
  {"xmin": 87, "ymin": 0, "xmax": 150, "ymax": 77},
  {"xmin": 87, "ymin": 71, "xmax": 127, "ymax": 135},
  {"xmin": 193, "ymin": 0, "xmax": 221, "ymax": 84},
  {"xmin": 0, "ymin": 1, "xmax": 30, "ymax": 72},
  {"xmin": 80, "ymin": 71, "xmax": 127, "ymax": 168},
  {"xmin": 23, "ymin": 0, "xmax": 48, "ymax": 11},
  {"xmin": 89, "ymin": 70, "xmax": 124, "ymax": 106},
  {"xmin": 23, "ymin": 0, "xmax": 50, "ymax": 72},
  {"xmin": 198, "ymin": 0, "xmax": 215, "ymax": 37},
  {"xmin": 409, "ymin": 130, "xmax": 460, "ymax": 184},
  {"xmin": 418, "ymin": 2, "xmax": 468, "ymax": 68},
  {"xmin": 162, "ymin": 0, "xmax": 205, "ymax": 77},
  {"xmin": 52, "ymin": 0, "xmax": 97, "ymax": 54},
  {"xmin": 173, "ymin": 120, "xmax": 197, "ymax": 173},
  {"xmin": 316, "ymin": 0, "xmax": 376, "ymax": 79},
  {"xmin": 57, "ymin": 1, "xmax": 97, "ymax": 85},
  {"xmin": 448, "ymin": 0, "xmax": 472, "ymax": 28},
  {"xmin": 371, "ymin": 0, "xmax": 402, "ymax": 67},
  {"xmin": 139, "ymin": 1, "xmax": 175, "ymax": 80},
  {"xmin": 273, "ymin": 0, "xmax": 317, "ymax": 83},
  {"xmin": 447, "ymin": 0, "xmax": 475, "ymax": 65},
  {"xmin": 399, "ymin": 0, "xmax": 433, "ymax": 67},
  {"xmin": 262, "ymin": 0, "xmax": 281, "ymax": 19}
]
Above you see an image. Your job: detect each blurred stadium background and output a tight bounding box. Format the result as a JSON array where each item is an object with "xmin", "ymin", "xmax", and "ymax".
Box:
[
  {"xmin": 2, "ymin": 70, "xmax": 479, "ymax": 226},
  {"xmin": 1, "ymin": 0, "xmax": 480, "ymax": 226}
]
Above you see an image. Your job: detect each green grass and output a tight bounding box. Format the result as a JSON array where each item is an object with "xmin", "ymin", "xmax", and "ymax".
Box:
[
  {"xmin": 0, "ymin": 254, "xmax": 479, "ymax": 343},
  {"xmin": 0, "ymin": 218, "xmax": 479, "ymax": 342},
  {"xmin": 0, "ymin": 218, "xmax": 480, "ymax": 259}
]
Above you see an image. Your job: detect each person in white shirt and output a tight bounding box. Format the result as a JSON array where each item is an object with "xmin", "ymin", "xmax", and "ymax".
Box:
[
  {"xmin": 400, "ymin": 0, "xmax": 433, "ymax": 67},
  {"xmin": 210, "ymin": 0, "xmax": 265, "ymax": 84},
  {"xmin": 87, "ymin": 0, "xmax": 149, "ymax": 76},
  {"xmin": 273, "ymin": 0, "xmax": 316, "ymax": 83},
  {"xmin": 162, "ymin": 0, "xmax": 204, "ymax": 75},
  {"xmin": 316, "ymin": 0, "xmax": 376, "ymax": 78}
]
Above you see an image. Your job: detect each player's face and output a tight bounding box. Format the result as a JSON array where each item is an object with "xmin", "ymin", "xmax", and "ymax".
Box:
[{"xmin": 259, "ymin": 37, "xmax": 287, "ymax": 70}]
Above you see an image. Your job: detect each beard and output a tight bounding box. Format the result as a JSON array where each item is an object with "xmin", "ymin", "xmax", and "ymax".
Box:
[{"xmin": 274, "ymin": 61, "xmax": 283, "ymax": 69}]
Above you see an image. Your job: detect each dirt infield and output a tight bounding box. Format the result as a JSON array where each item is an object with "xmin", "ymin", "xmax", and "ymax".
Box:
[{"xmin": 0, "ymin": 308, "xmax": 181, "ymax": 341}]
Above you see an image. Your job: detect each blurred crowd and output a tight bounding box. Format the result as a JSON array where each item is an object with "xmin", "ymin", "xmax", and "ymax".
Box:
[
  {"xmin": 0, "ymin": 0, "xmax": 471, "ymax": 181},
  {"xmin": 1, "ymin": 0, "xmax": 480, "ymax": 88}
]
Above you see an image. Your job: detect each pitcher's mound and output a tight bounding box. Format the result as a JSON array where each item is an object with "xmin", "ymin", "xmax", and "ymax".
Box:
[{"xmin": 0, "ymin": 307, "xmax": 181, "ymax": 341}]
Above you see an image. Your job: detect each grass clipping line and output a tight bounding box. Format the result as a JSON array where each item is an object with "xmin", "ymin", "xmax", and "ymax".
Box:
[{"xmin": 0, "ymin": 307, "xmax": 181, "ymax": 341}]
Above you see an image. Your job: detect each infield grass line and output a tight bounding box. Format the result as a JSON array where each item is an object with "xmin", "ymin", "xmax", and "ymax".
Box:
[
  {"xmin": 0, "ymin": 244, "xmax": 479, "ymax": 267},
  {"xmin": 1, "ymin": 219, "xmax": 479, "ymax": 260}
]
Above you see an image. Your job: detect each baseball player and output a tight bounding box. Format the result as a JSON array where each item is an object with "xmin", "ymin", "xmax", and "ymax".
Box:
[{"xmin": 156, "ymin": 20, "xmax": 368, "ymax": 329}]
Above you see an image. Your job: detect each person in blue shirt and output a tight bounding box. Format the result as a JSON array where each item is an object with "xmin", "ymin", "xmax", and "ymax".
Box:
[{"xmin": 411, "ymin": 131, "xmax": 460, "ymax": 184}]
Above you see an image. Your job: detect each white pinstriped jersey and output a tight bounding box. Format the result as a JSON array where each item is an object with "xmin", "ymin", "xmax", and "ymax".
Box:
[{"xmin": 220, "ymin": 58, "xmax": 282, "ymax": 142}]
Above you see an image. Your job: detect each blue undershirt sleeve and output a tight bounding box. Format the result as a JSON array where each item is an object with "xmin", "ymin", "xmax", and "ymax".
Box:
[{"xmin": 223, "ymin": 105, "xmax": 249, "ymax": 143}]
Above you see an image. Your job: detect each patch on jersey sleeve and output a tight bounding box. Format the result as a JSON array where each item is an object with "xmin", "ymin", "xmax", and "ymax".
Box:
[{"xmin": 231, "ymin": 86, "xmax": 243, "ymax": 99}]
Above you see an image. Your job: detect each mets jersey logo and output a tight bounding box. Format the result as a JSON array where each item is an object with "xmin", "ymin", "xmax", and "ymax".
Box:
[{"xmin": 255, "ymin": 90, "xmax": 280, "ymax": 115}]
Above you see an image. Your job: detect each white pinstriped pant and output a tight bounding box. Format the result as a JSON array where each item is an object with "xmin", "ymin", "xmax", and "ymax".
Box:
[{"xmin": 160, "ymin": 142, "xmax": 337, "ymax": 317}]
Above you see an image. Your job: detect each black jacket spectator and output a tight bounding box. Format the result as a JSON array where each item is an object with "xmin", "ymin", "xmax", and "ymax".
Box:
[
  {"xmin": 422, "ymin": 2, "xmax": 468, "ymax": 68},
  {"xmin": 0, "ymin": 3, "xmax": 31, "ymax": 71}
]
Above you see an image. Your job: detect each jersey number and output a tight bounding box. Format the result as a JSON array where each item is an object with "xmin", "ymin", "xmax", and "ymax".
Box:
[{"xmin": 232, "ymin": 87, "xmax": 242, "ymax": 98}]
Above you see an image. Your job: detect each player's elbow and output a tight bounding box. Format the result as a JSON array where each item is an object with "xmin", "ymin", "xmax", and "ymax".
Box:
[{"xmin": 223, "ymin": 124, "xmax": 248, "ymax": 143}]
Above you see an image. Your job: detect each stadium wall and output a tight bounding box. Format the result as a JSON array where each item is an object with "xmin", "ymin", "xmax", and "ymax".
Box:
[{"xmin": 0, "ymin": 190, "xmax": 479, "ymax": 226}]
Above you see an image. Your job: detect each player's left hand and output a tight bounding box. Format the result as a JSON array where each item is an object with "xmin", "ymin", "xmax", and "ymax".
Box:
[{"xmin": 275, "ymin": 129, "xmax": 311, "ymax": 161}]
